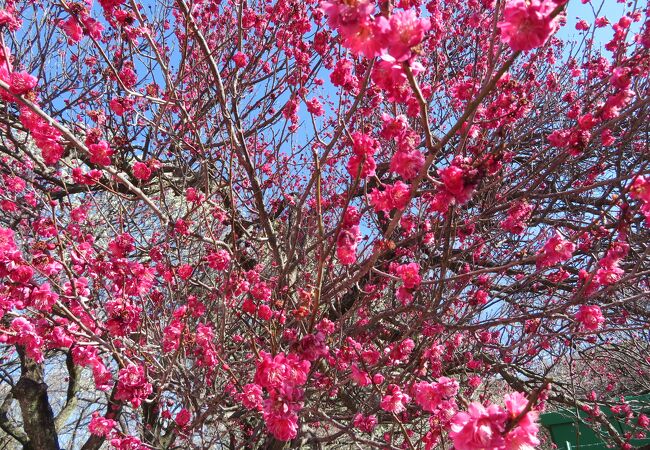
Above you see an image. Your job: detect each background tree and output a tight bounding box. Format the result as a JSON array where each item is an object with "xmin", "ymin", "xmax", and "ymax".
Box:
[{"xmin": 0, "ymin": 0, "xmax": 649, "ymax": 448}]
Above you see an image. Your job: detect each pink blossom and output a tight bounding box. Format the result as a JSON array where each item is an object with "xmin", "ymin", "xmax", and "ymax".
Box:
[
  {"xmin": 89, "ymin": 140, "xmax": 113, "ymax": 166},
  {"xmin": 98, "ymin": 0, "xmax": 125, "ymax": 12},
  {"xmin": 108, "ymin": 233, "xmax": 135, "ymax": 258},
  {"xmin": 380, "ymin": 384, "xmax": 411, "ymax": 413},
  {"xmin": 320, "ymin": 0, "xmax": 374, "ymax": 31},
  {"xmin": 380, "ymin": 10, "xmax": 431, "ymax": 61},
  {"xmin": 500, "ymin": 201, "xmax": 533, "ymax": 234},
  {"xmin": 263, "ymin": 405, "xmax": 299, "ymax": 441},
  {"xmin": 396, "ymin": 285, "xmax": 414, "ymax": 305},
  {"xmin": 295, "ymin": 333, "xmax": 329, "ymax": 361},
  {"xmin": 110, "ymin": 98, "xmax": 126, "ymax": 116},
  {"xmin": 372, "ymin": 59, "xmax": 414, "ymax": 103},
  {"xmin": 347, "ymin": 154, "xmax": 376, "ymax": 179},
  {"xmin": 233, "ymin": 51, "xmax": 248, "ymax": 68},
  {"xmin": 9, "ymin": 71, "xmax": 38, "ymax": 95},
  {"xmin": 82, "ymin": 16, "xmax": 104, "ymax": 39},
  {"xmin": 347, "ymin": 132, "xmax": 380, "ymax": 179},
  {"xmin": 340, "ymin": 20, "xmax": 386, "ymax": 58},
  {"xmin": 330, "ymin": 58, "xmax": 357, "ymax": 91},
  {"xmin": 595, "ymin": 264, "xmax": 623, "ymax": 286},
  {"xmin": 503, "ymin": 392, "xmax": 541, "ymax": 450},
  {"xmin": 537, "ymin": 232, "xmax": 575, "ymax": 268},
  {"xmin": 413, "ymin": 377, "xmax": 459, "ymax": 412},
  {"xmin": 30, "ymin": 283, "xmax": 58, "ymax": 312},
  {"xmin": 240, "ymin": 383, "xmax": 263, "ymax": 410},
  {"xmin": 9, "ymin": 317, "xmax": 44, "ymax": 362},
  {"xmin": 132, "ymin": 162, "xmax": 151, "ymax": 180},
  {"xmin": 498, "ymin": 0, "xmax": 557, "ymax": 52},
  {"xmin": 254, "ymin": 352, "xmax": 310, "ymax": 391},
  {"xmin": 353, "ymin": 413, "xmax": 378, "ymax": 433},
  {"xmin": 395, "ymin": 262, "xmax": 421, "ymax": 289},
  {"xmin": 178, "ymin": 264, "xmax": 193, "ymax": 280},
  {"xmin": 306, "ymin": 97, "xmax": 324, "ymax": 116},
  {"xmin": 163, "ymin": 319, "xmax": 183, "ymax": 352},
  {"xmin": 88, "ymin": 412, "xmax": 116, "ymax": 437},
  {"xmin": 257, "ymin": 304, "xmax": 272, "ymax": 320},
  {"xmin": 350, "ymin": 364, "xmax": 371, "ymax": 386},
  {"xmin": 337, "ymin": 207, "xmax": 361, "ymax": 265},
  {"xmin": 115, "ymin": 364, "xmax": 153, "ymax": 408},
  {"xmin": 610, "ymin": 67, "xmax": 631, "ymax": 90},
  {"xmin": 438, "ymin": 159, "xmax": 478, "ymax": 204},
  {"xmin": 119, "ymin": 66, "xmax": 138, "ymax": 88},
  {"xmin": 630, "ymin": 176, "xmax": 650, "ymax": 202},
  {"xmin": 185, "ymin": 187, "xmax": 204, "ymax": 203},
  {"xmin": 0, "ymin": 227, "xmax": 17, "ymax": 256},
  {"xmin": 450, "ymin": 402, "xmax": 507, "ymax": 450},
  {"xmin": 105, "ymin": 297, "xmax": 141, "ymax": 336},
  {"xmin": 206, "ymin": 249, "xmax": 231, "ymax": 271},
  {"xmin": 0, "ymin": 8, "xmax": 22, "ymax": 31},
  {"xmin": 575, "ymin": 305, "xmax": 605, "ymax": 331},
  {"xmin": 60, "ymin": 16, "xmax": 83, "ymax": 43},
  {"xmin": 370, "ymin": 181, "xmax": 411, "ymax": 212},
  {"xmin": 175, "ymin": 408, "xmax": 191, "ymax": 428},
  {"xmin": 390, "ymin": 148, "xmax": 424, "ymax": 180},
  {"xmin": 109, "ymin": 435, "xmax": 146, "ymax": 450},
  {"xmin": 439, "ymin": 166, "xmax": 466, "ymax": 197}
]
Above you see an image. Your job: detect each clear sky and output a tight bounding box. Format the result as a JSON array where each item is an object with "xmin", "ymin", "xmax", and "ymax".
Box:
[{"xmin": 560, "ymin": 0, "xmax": 641, "ymax": 46}]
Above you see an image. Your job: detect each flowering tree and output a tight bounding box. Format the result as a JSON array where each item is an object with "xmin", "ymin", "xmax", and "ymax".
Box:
[{"xmin": 0, "ymin": 0, "xmax": 649, "ymax": 448}]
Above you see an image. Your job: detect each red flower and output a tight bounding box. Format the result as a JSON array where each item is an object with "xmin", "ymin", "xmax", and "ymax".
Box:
[
  {"xmin": 498, "ymin": 0, "xmax": 556, "ymax": 52},
  {"xmin": 89, "ymin": 140, "xmax": 113, "ymax": 166},
  {"xmin": 132, "ymin": 161, "xmax": 152, "ymax": 180},
  {"xmin": 9, "ymin": 71, "xmax": 37, "ymax": 95}
]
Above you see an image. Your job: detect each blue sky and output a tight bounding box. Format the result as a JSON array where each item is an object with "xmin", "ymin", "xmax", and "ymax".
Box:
[{"xmin": 560, "ymin": 0, "xmax": 641, "ymax": 44}]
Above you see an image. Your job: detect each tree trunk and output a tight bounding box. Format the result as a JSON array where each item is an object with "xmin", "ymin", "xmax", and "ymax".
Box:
[{"xmin": 11, "ymin": 347, "xmax": 60, "ymax": 450}]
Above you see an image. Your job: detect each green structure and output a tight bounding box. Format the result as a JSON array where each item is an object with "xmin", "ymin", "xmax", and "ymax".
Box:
[{"xmin": 541, "ymin": 395, "xmax": 650, "ymax": 449}]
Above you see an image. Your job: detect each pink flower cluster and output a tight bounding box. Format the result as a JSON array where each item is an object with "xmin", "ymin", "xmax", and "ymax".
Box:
[
  {"xmin": 347, "ymin": 132, "xmax": 379, "ymax": 179},
  {"xmin": 536, "ymin": 231, "xmax": 575, "ymax": 269},
  {"xmin": 206, "ymin": 249, "xmax": 231, "ymax": 271},
  {"xmin": 88, "ymin": 140, "xmax": 114, "ymax": 166},
  {"xmin": 372, "ymin": 58, "xmax": 424, "ymax": 103},
  {"xmin": 0, "ymin": 48, "xmax": 65, "ymax": 165},
  {"xmin": 498, "ymin": 0, "xmax": 557, "ymax": 52},
  {"xmin": 595, "ymin": 241, "xmax": 628, "ymax": 286},
  {"xmin": 4, "ymin": 317, "xmax": 44, "ymax": 362},
  {"xmin": 59, "ymin": 9, "xmax": 104, "ymax": 44},
  {"xmin": 430, "ymin": 157, "xmax": 481, "ymax": 213},
  {"xmin": 370, "ymin": 181, "xmax": 411, "ymax": 212},
  {"xmin": 72, "ymin": 345, "xmax": 113, "ymax": 391},
  {"xmin": 630, "ymin": 176, "xmax": 650, "ymax": 225},
  {"xmin": 413, "ymin": 376, "xmax": 459, "ymax": 412},
  {"xmin": 105, "ymin": 297, "xmax": 142, "ymax": 336},
  {"xmin": 88, "ymin": 411, "xmax": 117, "ymax": 437},
  {"xmin": 19, "ymin": 107, "xmax": 65, "ymax": 165},
  {"xmin": 321, "ymin": 1, "xmax": 430, "ymax": 61},
  {"xmin": 132, "ymin": 161, "xmax": 152, "ymax": 180},
  {"xmin": 500, "ymin": 201, "xmax": 533, "ymax": 234},
  {"xmin": 114, "ymin": 364, "xmax": 153, "ymax": 408},
  {"xmin": 336, "ymin": 206, "xmax": 361, "ymax": 265},
  {"xmin": 391, "ymin": 261, "xmax": 422, "ymax": 304},
  {"xmin": 450, "ymin": 392, "xmax": 540, "ymax": 450},
  {"xmin": 383, "ymin": 114, "xmax": 425, "ymax": 180},
  {"xmin": 0, "ymin": 7, "xmax": 22, "ymax": 31},
  {"xmin": 353, "ymin": 413, "xmax": 378, "ymax": 433},
  {"xmin": 575, "ymin": 304, "xmax": 605, "ymax": 332},
  {"xmin": 253, "ymin": 351, "xmax": 311, "ymax": 441},
  {"xmin": 381, "ymin": 383, "xmax": 411, "ymax": 413}
]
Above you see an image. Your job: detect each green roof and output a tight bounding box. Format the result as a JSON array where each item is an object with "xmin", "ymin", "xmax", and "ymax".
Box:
[{"xmin": 541, "ymin": 394, "xmax": 650, "ymax": 449}]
